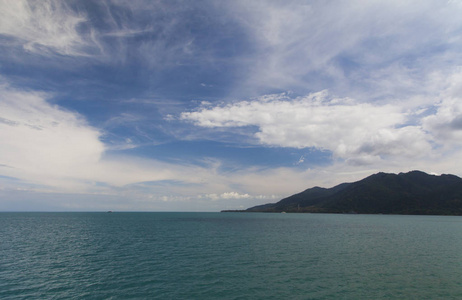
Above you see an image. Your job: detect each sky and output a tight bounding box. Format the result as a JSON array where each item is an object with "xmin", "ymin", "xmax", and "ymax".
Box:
[{"xmin": 1, "ymin": 0, "xmax": 462, "ymax": 211}]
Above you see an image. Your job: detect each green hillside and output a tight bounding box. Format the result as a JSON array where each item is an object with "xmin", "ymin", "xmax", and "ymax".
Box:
[{"xmin": 243, "ymin": 171, "xmax": 462, "ymax": 215}]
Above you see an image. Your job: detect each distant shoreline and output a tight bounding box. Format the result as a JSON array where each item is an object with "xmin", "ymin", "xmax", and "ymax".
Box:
[{"xmin": 224, "ymin": 171, "xmax": 462, "ymax": 216}]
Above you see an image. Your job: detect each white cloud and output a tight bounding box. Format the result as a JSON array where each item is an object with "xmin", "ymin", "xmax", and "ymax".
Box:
[
  {"xmin": 0, "ymin": 85, "xmax": 301, "ymax": 204},
  {"xmin": 422, "ymin": 98, "xmax": 462, "ymax": 146},
  {"xmin": 421, "ymin": 71, "xmax": 462, "ymax": 147},
  {"xmin": 200, "ymin": 192, "xmax": 277, "ymax": 201},
  {"xmin": 181, "ymin": 90, "xmax": 433, "ymax": 163},
  {"xmin": 226, "ymin": 0, "xmax": 462, "ymax": 99},
  {"xmin": 0, "ymin": 85, "xmax": 190, "ymax": 191},
  {"xmin": 0, "ymin": 0, "xmax": 214, "ymax": 69},
  {"xmin": 296, "ymin": 155, "xmax": 305, "ymax": 165},
  {"xmin": 0, "ymin": 84, "xmax": 104, "ymax": 188},
  {"xmin": 2, "ymin": 81, "xmax": 461, "ymax": 211},
  {"xmin": 202, "ymin": 192, "xmax": 251, "ymax": 201},
  {"xmin": 3, "ymin": 1, "xmax": 462, "ymax": 211},
  {"xmin": 0, "ymin": 0, "xmax": 94, "ymax": 56}
]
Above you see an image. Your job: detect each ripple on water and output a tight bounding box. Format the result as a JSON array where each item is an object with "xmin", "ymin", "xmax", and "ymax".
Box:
[{"xmin": 2, "ymin": 212, "xmax": 462, "ymax": 299}]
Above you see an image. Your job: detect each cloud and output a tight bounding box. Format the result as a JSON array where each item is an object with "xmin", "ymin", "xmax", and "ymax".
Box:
[
  {"xmin": 0, "ymin": 0, "xmax": 200, "ymax": 67},
  {"xmin": 421, "ymin": 71, "xmax": 462, "ymax": 147},
  {"xmin": 225, "ymin": 0, "xmax": 462, "ymax": 99},
  {"xmin": 0, "ymin": 0, "xmax": 95, "ymax": 56},
  {"xmin": 199, "ymin": 192, "xmax": 278, "ymax": 201},
  {"xmin": 0, "ymin": 84, "xmax": 182, "ymax": 190},
  {"xmin": 0, "ymin": 84, "xmax": 299, "ymax": 203},
  {"xmin": 3, "ymin": 1, "xmax": 462, "ymax": 97},
  {"xmin": 181, "ymin": 90, "xmax": 433, "ymax": 163},
  {"xmin": 422, "ymin": 99, "xmax": 462, "ymax": 146},
  {"xmin": 1, "ymin": 82, "xmax": 460, "ymax": 211},
  {"xmin": 202, "ymin": 192, "xmax": 251, "ymax": 201},
  {"xmin": 0, "ymin": 84, "xmax": 104, "ymax": 188},
  {"xmin": 3, "ymin": 1, "xmax": 462, "ymax": 211}
]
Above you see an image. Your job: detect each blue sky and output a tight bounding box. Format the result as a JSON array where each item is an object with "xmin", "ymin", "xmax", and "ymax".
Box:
[{"xmin": 1, "ymin": 0, "xmax": 462, "ymax": 211}]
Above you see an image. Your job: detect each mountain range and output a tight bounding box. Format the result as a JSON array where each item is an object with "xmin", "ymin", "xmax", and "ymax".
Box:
[{"xmin": 225, "ymin": 171, "xmax": 462, "ymax": 215}]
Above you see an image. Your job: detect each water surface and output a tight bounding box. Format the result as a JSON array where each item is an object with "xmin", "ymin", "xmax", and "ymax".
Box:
[{"xmin": 1, "ymin": 212, "xmax": 462, "ymax": 299}]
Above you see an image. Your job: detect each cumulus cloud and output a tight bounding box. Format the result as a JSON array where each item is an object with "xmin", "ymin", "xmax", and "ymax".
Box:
[
  {"xmin": 421, "ymin": 71, "xmax": 462, "ymax": 147},
  {"xmin": 200, "ymin": 192, "xmax": 278, "ymax": 201},
  {"xmin": 422, "ymin": 99, "xmax": 462, "ymax": 145},
  {"xmin": 202, "ymin": 192, "xmax": 251, "ymax": 201},
  {"xmin": 1, "ymin": 83, "xmax": 460, "ymax": 210},
  {"xmin": 0, "ymin": 85, "xmax": 184, "ymax": 190},
  {"xmin": 0, "ymin": 84, "xmax": 104, "ymax": 187},
  {"xmin": 0, "ymin": 84, "xmax": 301, "ymax": 203},
  {"xmin": 181, "ymin": 91, "xmax": 433, "ymax": 163}
]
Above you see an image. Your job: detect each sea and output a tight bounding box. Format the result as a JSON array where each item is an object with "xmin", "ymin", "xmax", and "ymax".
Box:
[{"xmin": 1, "ymin": 212, "xmax": 462, "ymax": 299}]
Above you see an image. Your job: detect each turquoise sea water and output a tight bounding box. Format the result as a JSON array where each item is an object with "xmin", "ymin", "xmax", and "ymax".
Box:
[{"xmin": 1, "ymin": 212, "xmax": 462, "ymax": 299}]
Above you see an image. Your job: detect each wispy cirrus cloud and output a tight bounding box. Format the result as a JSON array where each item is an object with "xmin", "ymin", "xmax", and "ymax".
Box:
[
  {"xmin": 226, "ymin": 0, "xmax": 462, "ymax": 99},
  {"xmin": 0, "ymin": 0, "xmax": 205, "ymax": 65},
  {"xmin": 0, "ymin": 0, "xmax": 95, "ymax": 56}
]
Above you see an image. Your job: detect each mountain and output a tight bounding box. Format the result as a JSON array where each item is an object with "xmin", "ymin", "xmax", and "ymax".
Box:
[{"xmin": 242, "ymin": 171, "xmax": 462, "ymax": 215}]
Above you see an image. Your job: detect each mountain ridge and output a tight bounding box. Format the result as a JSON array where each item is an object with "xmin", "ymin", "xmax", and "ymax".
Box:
[{"xmin": 225, "ymin": 171, "xmax": 462, "ymax": 215}]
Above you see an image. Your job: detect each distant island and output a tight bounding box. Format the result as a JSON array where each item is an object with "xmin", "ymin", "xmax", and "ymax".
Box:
[{"xmin": 222, "ymin": 171, "xmax": 462, "ymax": 215}]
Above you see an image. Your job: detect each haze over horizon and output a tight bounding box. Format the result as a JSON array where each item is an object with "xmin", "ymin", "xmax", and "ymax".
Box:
[{"xmin": 1, "ymin": 0, "xmax": 462, "ymax": 211}]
